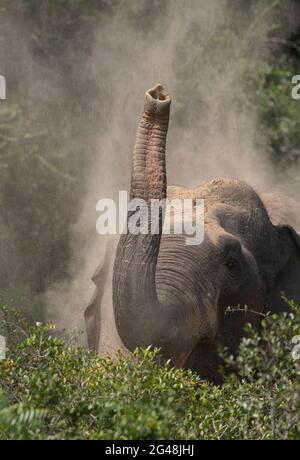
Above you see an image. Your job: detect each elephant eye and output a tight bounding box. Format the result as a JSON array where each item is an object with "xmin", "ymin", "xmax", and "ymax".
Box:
[{"xmin": 225, "ymin": 259, "xmax": 239, "ymax": 271}]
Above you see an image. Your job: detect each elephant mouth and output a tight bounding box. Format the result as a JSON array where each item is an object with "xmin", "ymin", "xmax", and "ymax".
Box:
[
  {"xmin": 172, "ymin": 349, "xmax": 193, "ymax": 368},
  {"xmin": 172, "ymin": 336, "xmax": 216, "ymax": 370},
  {"xmin": 183, "ymin": 340, "xmax": 222, "ymax": 384}
]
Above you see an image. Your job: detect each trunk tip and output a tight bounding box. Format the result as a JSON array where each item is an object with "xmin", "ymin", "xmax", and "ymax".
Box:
[
  {"xmin": 144, "ymin": 84, "xmax": 171, "ymax": 115},
  {"xmin": 146, "ymin": 84, "xmax": 171, "ymax": 102}
]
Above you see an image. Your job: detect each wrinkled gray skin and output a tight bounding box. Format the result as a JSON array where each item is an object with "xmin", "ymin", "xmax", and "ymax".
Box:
[{"xmin": 86, "ymin": 84, "xmax": 300, "ymax": 383}]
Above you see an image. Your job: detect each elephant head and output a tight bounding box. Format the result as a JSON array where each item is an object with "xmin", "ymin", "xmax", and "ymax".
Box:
[{"xmin": 92, "ymin": 84, "xmax": 300, "ymax": 383}]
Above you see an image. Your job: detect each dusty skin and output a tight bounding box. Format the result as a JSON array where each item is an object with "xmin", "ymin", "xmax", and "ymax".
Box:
[{"xmin": 86, "ymin": 85, "xmax": 300, "ymax": 383}]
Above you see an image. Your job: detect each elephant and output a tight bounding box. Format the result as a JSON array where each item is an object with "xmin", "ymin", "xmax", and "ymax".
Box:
[{"xmin": 86, "ymin": 84, "xmax": 300, "ymax": 383}]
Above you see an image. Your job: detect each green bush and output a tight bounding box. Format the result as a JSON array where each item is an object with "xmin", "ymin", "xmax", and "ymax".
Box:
[
  {"xmin": 252, "ymin": 61, "xmax": 300, "ymax": 168},
  {"xmin": 0, "ymin": 300, "xmax": 299, "ymax": 440}
]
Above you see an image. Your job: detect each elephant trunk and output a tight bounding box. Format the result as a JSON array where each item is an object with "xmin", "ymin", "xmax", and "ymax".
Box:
[{"xmin": 113, "ymin": 84, "xmax": 171, "ymax": 351}]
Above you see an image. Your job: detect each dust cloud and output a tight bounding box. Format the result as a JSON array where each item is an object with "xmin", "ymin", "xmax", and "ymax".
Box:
[{"xmin": 43, "ymin": 1, "xmax": 298, "ymax": 346}]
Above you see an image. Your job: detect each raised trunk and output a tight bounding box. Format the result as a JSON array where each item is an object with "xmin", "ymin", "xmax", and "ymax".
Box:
[{"xmin": 113, "ymin": 84, "xmax": 171, "ymax": 350}]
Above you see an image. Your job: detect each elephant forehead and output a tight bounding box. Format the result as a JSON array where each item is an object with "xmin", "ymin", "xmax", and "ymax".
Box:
[
  {"xmin": 167, "ymin": 177, "xmax": 267, "ymax": 214},
  {"xmin": 208, "ymin": 201, "xmax": 279, "ymax": 256}
]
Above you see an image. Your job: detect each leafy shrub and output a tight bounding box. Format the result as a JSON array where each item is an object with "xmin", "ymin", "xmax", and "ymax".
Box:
[
  {"xmin": 253, "ymin": 61, "xmax": 300, "ymax": 169},
  {"xmin": 0, "ymin": 300, "xmax": 299, "ymax": 440}
]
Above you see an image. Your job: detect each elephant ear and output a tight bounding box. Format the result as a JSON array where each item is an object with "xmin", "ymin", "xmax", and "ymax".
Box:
[
  {"xmin": 262, "ymin": 192, "xmax": 300, "ymax": 312},
  {"xmin": 84, "ymin": 246, "xmax": 111, "ymax": 351},
  {"xmin": 84, "ymin": 237, "xmax": 126, "ymax": 354},
  {"xmin": 270, "ymin": 224, "xmax": 300, "ymax": 312},
  {"xmin": 84, "ymin": 241, "xmax": 114, "ymax": 351}
]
